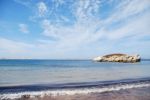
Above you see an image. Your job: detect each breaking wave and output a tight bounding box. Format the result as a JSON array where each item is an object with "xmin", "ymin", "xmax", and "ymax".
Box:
[{"xmin": 0, "ymin": 78, "xmax": 150, "ymax": 100}]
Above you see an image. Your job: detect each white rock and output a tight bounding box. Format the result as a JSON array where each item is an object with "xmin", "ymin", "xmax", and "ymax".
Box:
[
  {"xmin": 93, "ymin": 54, "xmax": 140, "ymax": 63},
  {"xmin": 93, "ymin": 56, "xmax": 102, "ymax": 61}
]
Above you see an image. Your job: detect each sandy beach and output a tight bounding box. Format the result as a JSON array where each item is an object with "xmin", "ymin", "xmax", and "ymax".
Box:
[{"xmin": 17, "ymin": 86, "xmax": 150, "ymax": 100}]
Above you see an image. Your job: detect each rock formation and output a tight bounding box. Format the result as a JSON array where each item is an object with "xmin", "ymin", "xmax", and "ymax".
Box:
[{"xmin": 93, "ymin": 53, "xmax": 141, "ymax": 63}]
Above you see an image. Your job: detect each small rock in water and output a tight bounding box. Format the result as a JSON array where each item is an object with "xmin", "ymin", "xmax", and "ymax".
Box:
[{"xmin": 93, "ymin": 53, "xmax": 141, "ymax": 63}]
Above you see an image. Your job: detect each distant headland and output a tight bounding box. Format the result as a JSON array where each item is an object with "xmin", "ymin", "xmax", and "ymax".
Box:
[{"xmin": 93, "ymin": 53, "xmax": 141, "ymax": 63}]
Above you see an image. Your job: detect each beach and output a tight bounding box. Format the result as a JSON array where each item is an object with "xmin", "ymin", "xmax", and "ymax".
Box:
[
  {"xmin": 0, "ymin": 60, "xmax": 150, "ymax": 100},
  {"xmin": 1, "ymin": 77, "xmax": 150, "ymax": 100},
  {"xmin": 12, "ymin": 86, "xmax": 150, "ymax": 100}
]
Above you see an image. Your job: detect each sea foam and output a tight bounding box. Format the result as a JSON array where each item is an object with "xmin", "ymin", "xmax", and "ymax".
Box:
[{"xmin": 1, "ymin": 82, "xmax": 150, "ymax": 100}]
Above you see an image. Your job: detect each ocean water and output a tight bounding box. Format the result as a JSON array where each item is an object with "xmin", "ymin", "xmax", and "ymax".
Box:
[{"xmin": 0, "ymin": 59, "xmax": 150, "ymax": 99}]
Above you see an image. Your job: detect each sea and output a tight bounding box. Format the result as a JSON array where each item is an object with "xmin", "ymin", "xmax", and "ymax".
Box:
[{"xmin": 0, "ymin": 59, "xmax": 150, "ymax": 99}]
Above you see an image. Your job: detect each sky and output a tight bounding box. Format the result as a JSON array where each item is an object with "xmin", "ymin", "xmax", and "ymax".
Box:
[{"xmin": 0, "ymin": 0, "xmax": 150, "ymax": 59}]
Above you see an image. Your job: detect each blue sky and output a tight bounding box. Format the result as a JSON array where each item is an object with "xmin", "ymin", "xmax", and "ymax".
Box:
[{"xmin": 0, "ymin": 0, "xmax": 150, "ymax": 59}]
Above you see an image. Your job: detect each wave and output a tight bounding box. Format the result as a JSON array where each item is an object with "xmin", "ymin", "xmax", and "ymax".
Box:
[{"xmin": 0, "ymin": 78, "xmax": 150, "ymax": 100}]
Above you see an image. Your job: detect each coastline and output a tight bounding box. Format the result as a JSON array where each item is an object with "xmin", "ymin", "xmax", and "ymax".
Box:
[
  {"xmin": 1, "ymin": 77, "xmax": 150, "ymax": 100},
  {"xmin": 1, "ymin": 60, "xmax": 150, "ymax": 100},
  {"xmin": 1, "ymin": 86, "xmax": 150, "ymax": 100},
  {"xmin": 23, "ymin": 86, "xmax": 150, "ymax": 100}
]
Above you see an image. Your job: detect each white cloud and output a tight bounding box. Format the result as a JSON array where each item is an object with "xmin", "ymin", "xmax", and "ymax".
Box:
[
  {"xmin": 74, "ymin": 0, "xmax": 101, "ymax": 21},
  {"xmin": 105, "ymin": 13, "xmax": 150, "ymax": 40},
  {"xmin": 104, "ymin": 0, "xmax": 150, "ymax": 24},
  {"xmin": 52, "ymin": 0, "xmax": 65, "ymax": 7},
  {"xmin": 38, "ymin": 0, "xmax": 150, "ymax": 58},
  {"xmin": 0, "ymin": 37, "xmax": 58, "ymax": 59},
  {"xmin": 4, "ymin": 0, "xmax": 150, "ymax": 59},
  {"xmin": 19, "ymin": 24, "xmax": 29, "ymax": 34},
  {"xmin": 0, "ymin": 38, "xmax": 33, "ymax": 54},
  {"xmin": 37, "ymin": 2, "xmax": 48, "ymax": 17},
  {"xmin": 14, "ymin": 0, "xmax": 32, "ymax": 8}
]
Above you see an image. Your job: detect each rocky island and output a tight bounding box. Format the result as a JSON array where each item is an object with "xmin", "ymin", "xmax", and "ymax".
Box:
[{"xmin": 93, "ymin": 54, "xmax": 141, "ymax": 63}]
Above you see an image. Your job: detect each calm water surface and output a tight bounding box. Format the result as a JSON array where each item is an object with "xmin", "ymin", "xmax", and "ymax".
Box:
[{"xmin": 0, "ymin": 60, "xmax": 150, "ymax": 86}]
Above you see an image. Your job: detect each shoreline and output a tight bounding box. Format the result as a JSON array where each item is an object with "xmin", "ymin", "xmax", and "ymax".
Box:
[
  {"xmin": 1, "ymin": 78, "xmax": 150, "ymax": 100},
  {"xmin": 1, "ymin": 77, "xmax": 150, "ymax": 92},
  {"xmin": 29, "ymin": 86, "xmax": 150, "ymax": 100},
  {"xmin": 1, "ymin": 86, "xmax": 150, "ymax": 100},
  {"xmin": 37, "ymin": 86, "xmax": 150, "ymax": 100}
]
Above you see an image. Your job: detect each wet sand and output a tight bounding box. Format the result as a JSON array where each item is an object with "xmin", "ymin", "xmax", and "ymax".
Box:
[{"xmin": 18, "ymin": 86, "xmax": 150, "ymax": 100}]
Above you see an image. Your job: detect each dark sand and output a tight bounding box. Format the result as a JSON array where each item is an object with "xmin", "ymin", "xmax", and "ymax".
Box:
[{"xmin": 17, "ymin": 87, "xmax": 150, "ymax": 100}]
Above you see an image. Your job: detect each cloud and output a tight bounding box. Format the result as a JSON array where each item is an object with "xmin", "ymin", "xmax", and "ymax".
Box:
[
  {"xmin": 19, "ymin": 24, "xmax": 29, "ymax": 34},
  {"xmin": 0, "ymin": 37, "xmax": 32, "ymax": 54},
  {"xmin": 74, "ymin": 0, "xmax": 101, "ymax": 21},
  {"xmin": 38, "ymin": 0, "xmax": 150, "ymax": 58},
  {"xmin": 39, "ymin": 0, "xmax": 149, "ymax": 40},
  {"xmin": 104, "ymin": 0, "xmax": 150, "ymax": 24},
  {"xmin": 0, "ymin": 37, "xmax": 57, "ymax": 59},
  {"xmin": 37, "ymin": 2, "xmax": 48, "ymax": 17},
  {"xmin": 3, "ymin": 0, "xmax": 150, "ymax": 59},
  {"xmin": 41, "ymin": 19, "xmax": 60, "ymax": 38},
  {"xmin": 14, "ymin": 0, "xmax": 32, "ymax": 7}
]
